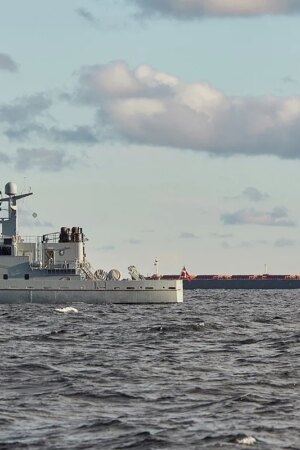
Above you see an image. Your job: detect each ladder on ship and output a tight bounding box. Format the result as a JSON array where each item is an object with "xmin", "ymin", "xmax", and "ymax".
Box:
[{"xmin": 80, "ymin": 261, "xmax": 95, "ymax": 280}]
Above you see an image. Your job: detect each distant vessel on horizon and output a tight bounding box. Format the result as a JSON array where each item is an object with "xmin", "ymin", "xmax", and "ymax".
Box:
[{"xmin": 151, "ymin": 263, "xmax": 300, "ymax": 290}]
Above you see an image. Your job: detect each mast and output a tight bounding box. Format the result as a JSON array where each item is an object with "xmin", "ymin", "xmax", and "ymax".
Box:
[
  {"xmin": 0, "ymin": 182, "xmax": 33, "ymax": 237},
  {"xmin": 154, "ymin": 258, "xmax": 159, "ymax": 277}
]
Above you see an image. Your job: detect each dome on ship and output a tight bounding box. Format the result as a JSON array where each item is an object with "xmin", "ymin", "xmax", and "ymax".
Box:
[{"xmin": 5, "ymin": 182, "xmax": 17, "ymax": 196}]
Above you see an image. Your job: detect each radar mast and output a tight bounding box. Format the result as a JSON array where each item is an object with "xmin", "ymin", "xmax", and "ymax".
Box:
[{"xmin": 0, "ymin": 182, "xmax": 33, "ymax": 237}]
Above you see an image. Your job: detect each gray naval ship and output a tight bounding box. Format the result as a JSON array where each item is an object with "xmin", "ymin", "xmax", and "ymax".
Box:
[{"xmin": 0, "ymin": 182, "xmax": 183, "ymax": 304}]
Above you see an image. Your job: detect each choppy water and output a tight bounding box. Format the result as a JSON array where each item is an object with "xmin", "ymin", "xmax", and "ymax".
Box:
[{"xmin": 0, "ymin": 290, "xmax": 299, "ymax": 450}]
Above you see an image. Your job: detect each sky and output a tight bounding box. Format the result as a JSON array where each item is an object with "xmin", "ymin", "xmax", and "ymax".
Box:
[{"xmin": 1, "ymin": 0, "xmax": 300, "ymax": 277}]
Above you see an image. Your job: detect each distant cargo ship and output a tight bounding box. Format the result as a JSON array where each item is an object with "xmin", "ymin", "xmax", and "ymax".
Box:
[{"xmin": 154, "ymin": 266, "xmax": 300, "ymax": 290}]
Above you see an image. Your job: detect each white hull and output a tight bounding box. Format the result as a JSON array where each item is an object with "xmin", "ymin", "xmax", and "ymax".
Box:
[{"xmin": 0, "ymin": 279, "xmax": 183, "ymax": 304}]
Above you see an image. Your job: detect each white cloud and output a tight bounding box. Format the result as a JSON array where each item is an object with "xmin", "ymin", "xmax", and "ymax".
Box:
[
  {"xmin": 130, "ymin": 0, "xmax": 300, "ymax": 18},
  {"xmin": 78, "ymin": 62, "xmax": 140, "ymax": 103},
  {"xmin": 76, "ymin": 61, "xmax": 300, "ymax": 159},
  {"xmin": 111, "ymin": 98, "xmax": 165, "ymax": 118},
  {"xmin": 135, "ymin": 64, "xmax": 178, "ymax": 89}
]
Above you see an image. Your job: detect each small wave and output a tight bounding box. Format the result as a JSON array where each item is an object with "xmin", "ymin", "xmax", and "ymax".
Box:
[
  {"xmin": 119, "ymin": 431, "xmax": 171, "ymax": 449},
  {"xmin": 144, "ymin": 322, "xmax": 205, "ymax": 334},
  {"xmin": 55, "ymin": 307, "xmax": 79, "ymax": 313},
  {"xmin": 78, "ymin": 417, "xmax": 125, "ymax": 432},
  {"xmin": 236, "ymin": 436, "xmax": 257, "ymax": 445}
]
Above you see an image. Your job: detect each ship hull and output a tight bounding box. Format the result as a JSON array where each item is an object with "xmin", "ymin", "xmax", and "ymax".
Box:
[
  {"xmin": 0, "ymin": 279, "xmax": 183, "ymax": 304},
  {"xmin": 182, "ymin": 279, "xmax": 300, "ymax": 290}
]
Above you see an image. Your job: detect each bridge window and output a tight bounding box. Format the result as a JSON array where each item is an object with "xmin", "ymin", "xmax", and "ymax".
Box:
[{"xmin": 0, "ymin": 246, "xmax": 11, "ymax": 256}]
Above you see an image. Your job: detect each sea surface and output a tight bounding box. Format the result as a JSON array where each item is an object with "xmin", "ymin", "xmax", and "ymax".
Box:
[{"xmin": 0, "ymin": 290, "xmax": 299, "ymax": 450}]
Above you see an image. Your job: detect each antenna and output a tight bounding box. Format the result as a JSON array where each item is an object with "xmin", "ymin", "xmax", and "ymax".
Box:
[
  {"xmin": 0, "ymin": 182, "xmax": 33, "ymax": 237},
  {"xmin": 154, "ymin": 258, "xmax": 159, "ymax": 277}
]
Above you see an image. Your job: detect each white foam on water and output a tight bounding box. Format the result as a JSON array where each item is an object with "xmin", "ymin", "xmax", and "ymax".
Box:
[
  {"xmin": 236, "ymin": 436, "xmax": 256, "ymax": 445},
  {"xmin": 55, "ymin": 307, "xmax": 79, "ymax": 313}
]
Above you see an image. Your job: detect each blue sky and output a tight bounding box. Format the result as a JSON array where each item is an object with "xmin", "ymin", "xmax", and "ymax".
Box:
[{"xmin": 1, "ymin": 0, "xmax": 300, "ymax": 276}]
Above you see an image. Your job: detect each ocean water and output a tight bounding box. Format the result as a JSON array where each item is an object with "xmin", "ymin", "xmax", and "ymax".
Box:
[{"xmin": 0, "ymin": 290, "xmax": 299, "ymax": 450}]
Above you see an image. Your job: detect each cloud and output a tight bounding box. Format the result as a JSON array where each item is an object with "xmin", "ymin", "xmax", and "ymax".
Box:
[
  {"xmin": 4, "ymin": 124, "xmax": 46, "ymax": 141},
  {"xmin": 0, "ymin": 147, "xmax": 74, "ymax": 172},
  {"xmin": 0, "ymin": 91, "xmax": 99, "ymax": 146},
  {"xmin": 48, "ymin": 126, "xmax": 98, "ymax": 144},
  {"xmin": 0, "ymin": 152, "xmax": 11, "ymax": 163},
  {"xmin": 274, "ymin": 238, "xmax": 297, "ymax": 247},
  {"xmin": 5, "ymin": 123, "xmax": 98, "ymax": 145},
  {"xmin": 0, "ymin": 53, "xmax": 18, "ymax": 72},
  {"xmin": 98, "ymin": 245, "xmax": 116, "ymax": 251},
  {"xmin": 129, "ymin": 238, "xmax": 142, "ymax": 244},
  {"xmin": 282, "ymin": 76, "xmax": 298, "ymax": 85},
  {"xmin": 211, "ymin": 232, "xmax": 233, "ymax": 238},
  {"xmin": 0, "ymin": 93, "xmax": 51, "ymax": 125},
  {"xmin": 130, "ymin": 0, "xmax": 300, "ymax": 19},
  {"xmin": 179, "ymin": 232, "xmax": 198, "ymax": 239},
  {"xmin": 221, "ymin": 207, "xmax": 295, "ymax": 227},
  {"xmin": 221, "ymin": 239, "xmax": 269, "ymax": 249},
  {"xmin": 75, "ymin": 61, "xmax": 300, "ymax": 159},
  {"xmin": 14, "ymin": 148, "xmax": 75, "ymax": 172},
  {"xmin": 76, "ymin": 8, "xmax": 99, "ymax": 26},
  {"xmin": 242, "ymin": 187, "xmax": 269, "ymax": 202}
]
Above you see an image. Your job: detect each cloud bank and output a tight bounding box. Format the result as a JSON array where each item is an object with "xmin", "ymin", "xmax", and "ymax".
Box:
[
  {"xmin": 76, "ymin": 61, "xmax": 300, "ymax": 159},
  {"xmin": 130, "ymin": 0, "xmax": 300, "ymax": 18}
]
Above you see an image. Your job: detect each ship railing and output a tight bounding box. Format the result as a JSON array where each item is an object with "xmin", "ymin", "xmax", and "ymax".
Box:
[
  {"xmin": 2, "ymin": 235, "xmax": 42, "ymax": 244},
  {"xmin": 30, "ymin": 258, "xmax": 78, "ymax": 272},
  {"xmin": 42, "ymin": 231, "xmax": 85, "ymax": 244},
  {"xmin": 42, "ymin": 232, "xmax": 60, "ymax": 243}
]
